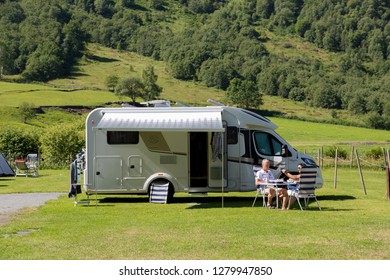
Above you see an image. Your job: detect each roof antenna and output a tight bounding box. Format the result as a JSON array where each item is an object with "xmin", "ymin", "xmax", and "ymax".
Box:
[{"xmin": 207, "ymin": 99, "xmax": 224, "ymax": 106}]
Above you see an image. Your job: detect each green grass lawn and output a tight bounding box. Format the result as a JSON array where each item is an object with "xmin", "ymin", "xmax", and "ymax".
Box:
[
  {"xmin": 0, "ymin": 167, "xmax": 389, "ymax": 260},
  {"xmin": 271, "ymin": 118, "xmax": 390, "ymax": 147},
  {"xmin": 0, "ymin": 81, "xmax": 117, "ymax": 107}
]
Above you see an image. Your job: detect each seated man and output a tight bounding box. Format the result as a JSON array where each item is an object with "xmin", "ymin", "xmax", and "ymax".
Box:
[{"xmin": 256, "ymin": 159, "xmax": 288, "ymax": 210}]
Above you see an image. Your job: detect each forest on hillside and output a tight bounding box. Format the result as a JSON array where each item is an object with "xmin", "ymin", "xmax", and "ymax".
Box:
[{"xmin": 0, "ymin": 0, "xmax": 389, "ymax": 129}]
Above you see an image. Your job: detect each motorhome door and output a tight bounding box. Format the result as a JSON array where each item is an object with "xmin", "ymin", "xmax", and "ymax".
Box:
[
  {"xmin": 189, "ymin": 132, "xmax": 208, "ymax": 188},
  {"xmin": 94, "ymin": 156, "xmax": 123, "ymax": 190}
]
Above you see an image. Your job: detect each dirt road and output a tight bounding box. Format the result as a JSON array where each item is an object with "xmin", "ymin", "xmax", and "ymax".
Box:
[{"xmin": 0, "ymin": 192, "xmax": 64, "ymax": 225}]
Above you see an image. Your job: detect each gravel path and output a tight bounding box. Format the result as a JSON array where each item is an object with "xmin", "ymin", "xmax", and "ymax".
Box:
[{"xmin": 0, "ymin": 192, "xmax": 64, "ymax": 225}]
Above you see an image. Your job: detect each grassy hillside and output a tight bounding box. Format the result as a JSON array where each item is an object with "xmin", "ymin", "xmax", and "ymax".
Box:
[{"xmin": 1, "ymin": 44, "xmax": 389, "ymax": 154}]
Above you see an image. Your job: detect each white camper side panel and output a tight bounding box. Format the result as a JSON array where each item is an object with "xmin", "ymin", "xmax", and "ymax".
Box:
[{"xmin": 92, "ymin": 129, "xmax": 189, "ymax": 192}]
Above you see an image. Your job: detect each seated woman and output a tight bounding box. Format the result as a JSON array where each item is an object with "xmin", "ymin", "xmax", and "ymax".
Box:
[{"xmin": 281, "ymin": 164, "xmax": 302, "ymax": 209}]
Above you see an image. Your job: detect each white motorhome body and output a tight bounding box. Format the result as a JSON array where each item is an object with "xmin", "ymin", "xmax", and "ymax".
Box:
[{"xmin": 84, "ymin": 106, "xmax": 322, "ymax": 197}]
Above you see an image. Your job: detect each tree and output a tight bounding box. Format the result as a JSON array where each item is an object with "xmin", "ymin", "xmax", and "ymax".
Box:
[
  {"xmin": 105, "ymin": 74, "xmax": 119, "ymax": 92},
  {"xmin": 312, "ymin": 82, "xmax": 341, "ymax": 109},
  {"xmin": 149, "ymin": 0, "xmax": 165, "ymax": 10},
  {"xmin": 198, "ymin": 59, "xmax": 236, "ymax": 90},
  {"xmin": 19, "ymin": 102, "xmax": 36, "ymax": 124},
  {"xmin": 256, "ymin": 0, "xmax": 274, "ymax": 19},
  {"xmin": 142, "ymin": 65, "xmax": 162, "ymax": 101},
  {"xmin": 115, "ymin": 77, "xmax": 145, "ymax": 103},
  {"xmin": 226, "ymin": 78, "xmax": 262, "ymax": 109}
]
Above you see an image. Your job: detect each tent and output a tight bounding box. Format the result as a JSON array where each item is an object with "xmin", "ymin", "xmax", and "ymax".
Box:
[{"xmin": 0, "ymin": 152, "xmax": 15, "ymax": 177}]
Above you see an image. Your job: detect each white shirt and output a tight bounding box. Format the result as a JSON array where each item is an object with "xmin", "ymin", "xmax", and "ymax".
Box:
[{"xmin": 256, "ymin": 169, "xmax": 275, "ymax": 182}]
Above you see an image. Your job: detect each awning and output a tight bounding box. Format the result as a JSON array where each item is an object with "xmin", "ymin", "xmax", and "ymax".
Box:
[{"xmin": 95, "ymin": 110, "xmax": 224, "ymax": 132}]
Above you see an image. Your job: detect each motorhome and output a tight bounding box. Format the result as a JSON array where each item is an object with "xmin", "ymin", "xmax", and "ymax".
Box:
[{"xmin": 83, "ymin": 106, "xmax": 322, "ymax": 200}]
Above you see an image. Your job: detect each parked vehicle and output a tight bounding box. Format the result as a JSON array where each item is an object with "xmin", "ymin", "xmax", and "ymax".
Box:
[{"xmin": 83, "ymin": 106, "xmax": 322, "ymax": 200}]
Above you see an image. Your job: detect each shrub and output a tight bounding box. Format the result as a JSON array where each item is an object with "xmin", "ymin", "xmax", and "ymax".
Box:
[
  {"xmin": 0, "ymin": 127, "xmax": 40, "ymax": 160},
  {"xmin": 40, "ymin": 121, "xmax": 85, "ymax": 168},
  {"xmin": 19, "ymin": 102, "xmax": 36, "ymax": 123},
  {"xmin": 324, "ymin": 146, "xmax": 348, "ymax": 159},
  {"xmin": 365, "ymin": 147, "xmax": 383, "ymax": 160}
]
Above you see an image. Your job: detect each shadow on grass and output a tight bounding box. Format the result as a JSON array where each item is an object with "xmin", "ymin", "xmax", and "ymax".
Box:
[
  {"xmin": 96, "ymin": 195, "xmax": 250, "ymax": 208},
  {"xmin": 317, "ymin": 195, "xmax": 356, "ymax": 201},
  {"xmin": 0, "ymin": 178, "xmax": 15, "ymax": 187},
  {"xmin": 87, "ymin": 55, "xmax": 119, "ymax": 63},
  {"xmin": 95, "ymin": 194, "xmax": 357, "ymax": 211}
]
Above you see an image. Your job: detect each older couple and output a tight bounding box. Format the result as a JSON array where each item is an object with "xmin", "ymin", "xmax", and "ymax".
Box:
[{"xmin": 255, "ymin": 159, "xmax": 302, "ymax": 210}]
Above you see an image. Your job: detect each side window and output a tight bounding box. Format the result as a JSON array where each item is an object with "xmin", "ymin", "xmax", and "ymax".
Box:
[
  {"xmin": 253, "ymin": 132, "xmax": 272, "ymax": 155},
  {"xmin": 253, "ymin": 132, "xmax": 283, "ymax": 156},
  {"xmin": 271, "ymin": 138, "xmax": 282, "ymax": 156},
  {"xmin": 227, "ymin": 126, "xmax": 238, "ymax": 144},
  {"xmin": 107, "ymin": 131, "xmax": 139, "ymax": 145}
]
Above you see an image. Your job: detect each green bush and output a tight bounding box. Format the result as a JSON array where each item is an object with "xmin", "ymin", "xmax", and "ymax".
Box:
[
  {"xmin": 365, "ymin": 147, "xmax": 384, "ymax": 160},
  {"xmin": 0, "ymin": 127, "xmax": 40, "ymax": 160},
  {"xmin": 324, "ymin": 146, "xmax": 348, "ymax": 159},
  {"xmin": 40, "ymin": 121, "xmax": 85, "ymax": 168}
]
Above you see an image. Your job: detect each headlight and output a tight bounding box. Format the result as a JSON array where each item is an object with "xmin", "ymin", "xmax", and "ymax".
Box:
[{"xmin": 302, "ymin": 157, "xmax": 317, "ymax": 166}]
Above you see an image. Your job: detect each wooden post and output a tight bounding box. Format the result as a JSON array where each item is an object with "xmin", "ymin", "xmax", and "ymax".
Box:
[
  {"xmin": 321, "ymin": 146, "xmax": 324, "ymax": 168},
  {"xmin": 334, "ymin": 148, "xmax": 338, "ymax": 189},
  {"xmin": 387, "ymin": 149, "xmax": 390, "ymax": 169},
  {"xmin": 387, "ymin": 149, "xmax": 390, "ymax": 201},
  {"xmin": 317, "ymin": 148, "xmax": 320, "ymax": 167},
  {"xmin": 350, "ymin": 145, "xmax": 354, "ymax": 168},
  {"xmin": 355, "ymin": 149, "xmax": 367, "ymax": 195},
  {"xmin": 387, "ymin": 165, "xmax": 390, "ymax": 201}
]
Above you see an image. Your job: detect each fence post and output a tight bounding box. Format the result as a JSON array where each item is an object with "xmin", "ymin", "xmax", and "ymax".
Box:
[
  {"xmin": 350, "ymin": 145, "xmax": 354, "ymax": 168},
  {"xmin": 387, "ymin": 165, "xmax": 390, "ymax": 201},
  {"xmin": 317, "ymin": 148, "xmax": 320, "ymax": 167},
  {"xmin": 334, "ymin": 148, "xmax": 338, "ymax": 189},
  {"xmin": 355, "ymin": 149, "xmax": 367, "ymax": 195},
  {"xmin": 387, "ymin": 149, "xmax": 390, "ymax": 201},
  {"xmin": 321, "ymin": 146, "xmax": 324, "ymax": 168}
]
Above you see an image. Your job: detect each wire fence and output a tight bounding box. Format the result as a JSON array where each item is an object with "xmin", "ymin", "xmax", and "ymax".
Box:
[
  {"xmin": 300, "ymin": 145, "xmax": 390, "ymax": 200},
  {"xmin": 299, "ymin": 145, "xmax": 390, "ymax": 170}
]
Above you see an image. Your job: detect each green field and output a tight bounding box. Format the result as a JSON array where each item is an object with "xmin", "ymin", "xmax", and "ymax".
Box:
[{"xmin": 0, "ymin": 167, "xmax": 389, "ymax": 259}]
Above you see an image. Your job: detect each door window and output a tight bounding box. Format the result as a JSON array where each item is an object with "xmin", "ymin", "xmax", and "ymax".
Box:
[{"xmin": 253, "ymin": 132, "xmax": 283, "ymax": 156}]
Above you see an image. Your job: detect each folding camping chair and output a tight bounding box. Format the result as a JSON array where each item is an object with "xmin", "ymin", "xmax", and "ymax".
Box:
[
  {"xmin": 15, "ymin": 154, "xmax": 39, "ymax": 177},
  {"xmin": 149, "ymin": 182, "xmax": 169, "ymax": 204},
  {"xmin": 252, "ymin": 185, "xmax": 270, "ymax": 207},
  {"xmin": 287, "ymin": 166, "xmax": 321, "ymax": 210}
]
